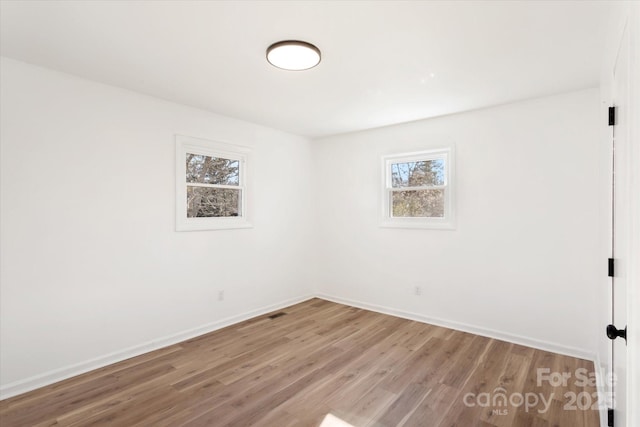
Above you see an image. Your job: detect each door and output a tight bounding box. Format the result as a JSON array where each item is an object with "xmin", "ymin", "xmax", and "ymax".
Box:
[{"xmin": 609, "ymin": 18, "xmax": 630, "ymax": 427}]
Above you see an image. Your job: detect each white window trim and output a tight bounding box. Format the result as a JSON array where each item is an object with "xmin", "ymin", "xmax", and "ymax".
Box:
[
  {"xmin": 176, "ymin": 135, "xmax": 252, "ymax": 231},
  {"xmin": 380, "ymin": 146, "xmax": 456, "ymax": 230}
]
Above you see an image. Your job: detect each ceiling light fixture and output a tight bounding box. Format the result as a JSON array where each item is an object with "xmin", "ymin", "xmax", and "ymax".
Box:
[{"xmin": 266, "ymin": 40, "xmax": 321, "ymax": 71}]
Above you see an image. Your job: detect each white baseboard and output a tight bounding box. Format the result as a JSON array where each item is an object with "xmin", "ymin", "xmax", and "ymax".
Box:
[
  {"xmin": 316, "ymin": 293, "xmax": 597, "ymax": 362},
  {"xmin": 0, "ymin": 294, "xmax": 314, "ymax": 400}
]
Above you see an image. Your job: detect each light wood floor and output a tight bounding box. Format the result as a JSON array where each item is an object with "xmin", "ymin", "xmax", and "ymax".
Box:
[{"xmin": 1, "ymin": 299, "xmax": 600, "ymax": 426}]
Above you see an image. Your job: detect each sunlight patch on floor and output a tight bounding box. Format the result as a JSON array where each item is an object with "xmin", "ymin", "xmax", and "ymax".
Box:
[{"xmin": 319, "ymin": 413, "xmax": 356, "ymax": 427}]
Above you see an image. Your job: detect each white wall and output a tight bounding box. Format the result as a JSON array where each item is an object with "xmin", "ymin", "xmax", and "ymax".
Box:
[
  {"xmin": 0, "ymin": 58, "xmax": 315, "ymax": 395},
  {"xmin": 313, "ymin": 89, "xmax": 601, "ymax": 358}
]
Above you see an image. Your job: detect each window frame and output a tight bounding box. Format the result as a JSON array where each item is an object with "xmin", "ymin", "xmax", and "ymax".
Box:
[
  {"xmin": 175, "ymin": 135, "xmax": 252, "ymax": 231},
  {"xmin": 380, "ymin": 146, "xmax": 455, "ymax": 230}
]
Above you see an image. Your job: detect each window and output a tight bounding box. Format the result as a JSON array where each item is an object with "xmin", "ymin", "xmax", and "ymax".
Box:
[
  {"xmin": 381, "ymin": 147, "xmax": 455, "ymax": 229},
  {"xmin": 176, "ymin": 135, "xmax": 251, "ymax": 231}
]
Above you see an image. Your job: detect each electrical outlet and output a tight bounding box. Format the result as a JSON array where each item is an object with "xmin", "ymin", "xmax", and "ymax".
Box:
[
  {"xmin": 414, "ymin": 286, "xmax": 422, "ymax": 296},
  {"xmin": 218, "ymin": 290, "xmax": 225, "ymax": 301}
]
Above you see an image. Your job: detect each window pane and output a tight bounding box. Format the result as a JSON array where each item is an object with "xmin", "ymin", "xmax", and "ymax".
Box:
[
  {"xmin": 391, "ymin": 159, "xmax": 445, "ymax": 188},
  {"xmin": 391, "ymin": 189, "xmax": 444, "ymax": 217},
  {"xmin": 187, "ymin": 187, "xmax": 241, "ymax": 218},
  {"xmin": 186, "ymin": 153, "xmax": 239, "ymax": 185}
]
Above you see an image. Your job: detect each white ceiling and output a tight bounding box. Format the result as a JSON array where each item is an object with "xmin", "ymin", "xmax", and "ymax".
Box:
[{"xmin": 0, "ymin": 0, "xmax": 613, "ymax": 138}]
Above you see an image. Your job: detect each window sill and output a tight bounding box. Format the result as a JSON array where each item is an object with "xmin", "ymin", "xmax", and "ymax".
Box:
[
  {"xmin": 176, "ymin": 218, "xmax": 253, "ymax": 232},
  {"xmin": 379, "ymin": 219, "xmax": 456, "ymax": 230}
]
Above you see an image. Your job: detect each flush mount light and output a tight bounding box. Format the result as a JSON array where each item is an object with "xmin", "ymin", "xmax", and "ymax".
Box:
[{"xmin": 266, "ymin": 40, "xmax": 321, "ymax": 71}]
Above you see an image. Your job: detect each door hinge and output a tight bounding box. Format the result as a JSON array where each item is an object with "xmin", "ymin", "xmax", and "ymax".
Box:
[
  {"xmin": 608, "ymin": 408, "xmax": 614, "ymax": 426},
  {"xmin": 608, "ymin": 258, "xmax": 615, "ymax": 277},
  {"xmin": 609, "ymin": 106, "xmax": 616, "ymax": 126}
]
